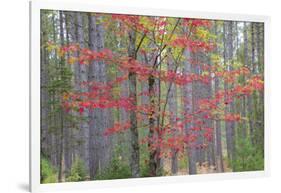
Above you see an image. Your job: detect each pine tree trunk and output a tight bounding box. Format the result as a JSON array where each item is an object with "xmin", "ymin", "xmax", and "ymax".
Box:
[
  {"xmin": 213, "ymin": 21, "xmax": 224, "ymax": 172},
  {"xmin": 183, "ymin": 31, "xmax": 197, "ymax": 174},
  {"xmin": 58, "ymin": 10, "xmax": 66, "ymax": 182},
  {"xmin": 242, "ymin": 22, "xmax": 249, "ymax": 138},
  {"xmin": 223, "ymin": 21, "xmax": 232, "ymax": 164},
  {"xmin": 96, "ymin": 16, "xmax": 112, "ymax": 170},
  {"xmin": 63, "ymin": 11, "xmax": 72, "ymax": 175},
  {"xmin": 194, "ymin": 52, "xmax": 205, "ymax": 166},
  {"xmin": 224, "ymin": 21, "xmax": 236, "ymax": 171},
  {"xmin": 167, "ymin": 49, "xmax": 178, "ymax": 174},
  {"xmin": 206, "ymin": 57, "xmax": 216, "ymax": 167},
  {"xmin": 40, "ymin": 12, "xmax": 50, "ymax": 159},
  {"xmin": 88, "ymin": 14, "xmax": 99, "ymax": 179},
  {"xmin": 68, "ymin": 12, "xmax": 80, "ymax": 166},
  {"xmin": 248, "ymin": 23, "xmax": 255, "ymax": 145},
  {"xmin": 76, "ymin": 12, "xmax": 90, "ymax": 171},
  {"xmin": 128, "ymin": 29, "xmax": 140, "ymax": 177}
]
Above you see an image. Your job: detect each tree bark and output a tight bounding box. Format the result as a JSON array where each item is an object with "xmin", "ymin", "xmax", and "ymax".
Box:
[
  {"xmin": 223, "ymin": 21, "xmax": 232, "ymax": 164},
  {"xmin": 88, "ymin": 14, "xmax": 100, "ymax": 179},
  {"xmin": 241, "ymin": 22, "xmax": 249, "ymax": 138},
  {"xmin": 224, "ymin": 21, "xmax": 236, "ymax": 171},
  {"xmin": 40, "ymin": 12, "xmax": 50, "ymax": 159},
  {"xmin": 58, "ymin": 10, "xmax": 66, "ymax": 182},
  {"xmin": 96, "ymin": 16, "xmax": 112, "ymax": 170},
  {"xmin": 183, "ymin": 28, "xmax": 197, "ymax": 174},
  {"xmin": 248, "ymin": 23, "xmax": 255, "ymax": 145},
  {"xmin": 128, "ymin": 29, "xmax": 140, "ymax": 177},
  {"xmin": 213, "ymin": 21, "xmax": 224, "ymax": 172},
  {"xmin": 76, "ymin": 12, "xmax": 90, "ymax": 172},
  {"xmin": 167, "ymin": 48, "xmax": 178, "ymax": 174}
]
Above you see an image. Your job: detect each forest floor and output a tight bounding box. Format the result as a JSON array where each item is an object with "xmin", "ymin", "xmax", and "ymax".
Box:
[{"xmin": 163, "ymin": 159, "xmax": 232, "ymax": 176}]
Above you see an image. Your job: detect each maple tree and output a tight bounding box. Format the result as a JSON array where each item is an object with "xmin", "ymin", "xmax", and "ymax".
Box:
[{"xmin": 40, "ymin": 10, "xmax": 264, "ymax": 182}]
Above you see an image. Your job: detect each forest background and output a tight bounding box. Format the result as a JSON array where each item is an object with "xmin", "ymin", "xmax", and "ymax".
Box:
[{"xmin": 40, "ymin": 10, "xmax": 264, "ymax": 183}]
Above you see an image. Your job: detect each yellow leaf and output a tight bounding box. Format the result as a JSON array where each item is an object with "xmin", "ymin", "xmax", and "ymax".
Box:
[
  {"xmin": 68, "ymin": 57, "xmax": 77, "ymax": 65},
  {"xmin": 57, "ymin": 48, "xmax": 65, "ymax": 57}
]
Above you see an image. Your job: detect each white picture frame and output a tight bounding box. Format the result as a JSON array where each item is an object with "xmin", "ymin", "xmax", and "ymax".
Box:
[{"xmin": 30, "ymin": 0, "xmax": 271, "ymax": 192}]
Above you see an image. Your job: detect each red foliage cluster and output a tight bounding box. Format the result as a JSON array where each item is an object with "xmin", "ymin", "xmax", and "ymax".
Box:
[
  {"xmin": 170, "ymin": 37, "xmax": 215, "ymax": 52},
  {"xmin": 78, "ymin": 48, "xmax": 113, "ymax": 64},
  {"xmin": 60, "ymin": 44, "xmax": 79, "ymax": 52},
  {"xmin": 198, "ymin": 98, "xmax": 218, "ymax": 110},
  {"xmin": 118, "ymin": 57, "xmax": 213, "ymax": 85},
  {"xmin": 111, "ymin": 14, "xmax": 149, "ymax": 33},
  {"xmin": 224, "ymin": 113, "xmax": 241, "ymax": 122},
  {"xmin": 248, "ymin": 75, "xmax": 264, "ymax": 90},
  {"xmin": 64, "ymin": 95, "xmax": 135, "ymax": 113},
  {"xmin": 183, "ymin": 18, "xmax": 212, "ymax": 28},
  {"xmin": 104, "ymin": 121, "xmax": 132, "ymax": 136},
  {"xmin": 138, "ymin": 124, "xmax": 215, "ymax": 159}
]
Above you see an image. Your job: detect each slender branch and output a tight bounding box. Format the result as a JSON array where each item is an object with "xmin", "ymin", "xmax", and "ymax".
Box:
[{"xmin": 135, "ymin": 33, "xmax": 147, "ymax": 57}]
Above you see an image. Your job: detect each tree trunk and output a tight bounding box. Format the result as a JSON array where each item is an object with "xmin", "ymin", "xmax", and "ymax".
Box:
[
  {"xmin": 88, "ymin": 14, "xmax": 99, "ymax": 179},
  {"xmin": 242, "ymin": 22, "xmax": 249, "ymax": 138},
  {"xmin": 167, "ymin": 48, "xmax": 178, "ymax": 175},
  {"xmin": 96, "ymin": 16, "xmax": 112, "ymax": 170},
  {"xmin": 248, "ymin": 23, "xmax": 256, "ymax": 144},
  {"xmin": 224, "ymin": 21, "xmax": 236, "ymax": 171},
  {"xmin": 223, "ymin": 21, "xmax": 233, "ymax": 164},
  {"xmin": 194, "ymin": 52, "xmax": 205, "ymax": 166},
  {"xmin": 76, "ymin": 12, "xmax": 90, "ymax": 171},
  {"xmin": 213, "ymin": 21, "xmax": 224, "ymax": 172},
  {"xmin": 183, "ymin": 30, "xmax": 197, "ymax": 174},
  {"xmin": 148, "ymin": 75, "xmax": 157, "ymax": 176},
  {"xmin": 40, "ymin": 12, "xmax": 50, "ymax": 159},
  {"xmin": 68, "ymin": 12, "xmax": 80, "ymax": 166},
  {"xmin": 58, "ymin": 10, "xmax": 66, "ymax": 182},
  {"xmin": 63, "ymin": 11, "xmax": 72, "ymax": 175},
  {"xmin": 128, "ymin": 29, "xmax": 140, "ymax": 177},
  {"xmin": 205, "ymin": 56, "xmax": 216, "ymax": 167}
]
